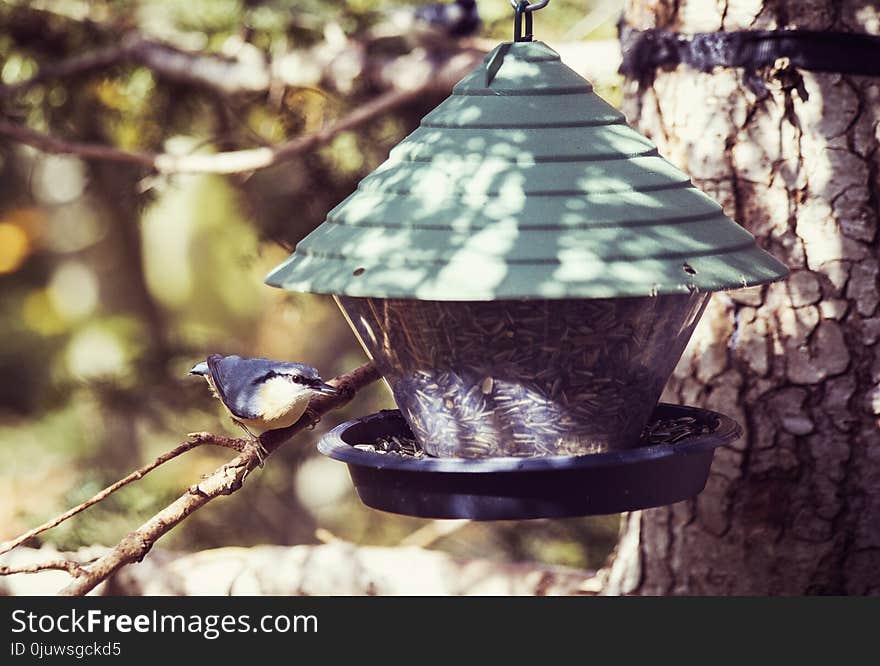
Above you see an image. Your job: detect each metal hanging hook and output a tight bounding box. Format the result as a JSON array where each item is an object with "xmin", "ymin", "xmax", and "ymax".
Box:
[
  {"xmin": 509, "ymin": 0, "xmax": 550, "ymax": 10},
  {"xmin": 510, "ymin": 0, "xmax": 549, "ymax": 42}
]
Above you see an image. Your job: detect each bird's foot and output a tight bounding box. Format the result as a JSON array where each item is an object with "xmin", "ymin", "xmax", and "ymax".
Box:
[
  {"xmin": 248, "ymin": 438, "xmax": 268, "ymax": 468},
  {"xmin": 233, "ymin": 420, "xmax": 267, "ymax": 468},
  {"xmin": 304, "ymin": 408, "xmax": 320, "ymax": 430}
]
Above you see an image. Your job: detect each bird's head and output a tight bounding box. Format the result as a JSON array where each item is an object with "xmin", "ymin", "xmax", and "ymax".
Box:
[{"xmin": 284, "ymin": 365, "xmax": 337, "ymax": 396}]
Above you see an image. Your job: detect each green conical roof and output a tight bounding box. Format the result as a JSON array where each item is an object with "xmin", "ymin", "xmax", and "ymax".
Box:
[{"xmin": 266, "ymin": 41, "xmax": 788, "ymax": 300}]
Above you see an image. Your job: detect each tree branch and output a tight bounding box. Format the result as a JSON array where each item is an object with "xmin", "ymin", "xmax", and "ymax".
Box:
[
  {"xmin": 0, "ymin": 31, "xmax": 481, "ymax": 100},
  {"xmin": 0, "ymin": 559, "xmax": 91, "ymax": 578},
  {"xmin": 0, "ymin": 86, "xmax": 420, "ymax": 175},
  {"xmin": 0, "ymin": 31, "xmax": 618, "ymax": 101},
  {"xmin": 0, "ymin": 434, "xmax": 246, "ymax": 558},
  {"xmin": 58, "ymin": 361, "xmax": 380, "ymax": 596},
  {"xmin": 0, "ymin": 31, "xmax": 619, "ymax": 177},
  {"xmin": 0, "ymin": 35, "xmax": 266, "ymax": 99},
  {"xmin": 0, "ymin": 41, "xmax": 140, "ymax": 97}
]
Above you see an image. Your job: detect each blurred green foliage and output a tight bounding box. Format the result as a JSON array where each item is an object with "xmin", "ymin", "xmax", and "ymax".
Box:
[{"xmin": 0, "ymin": 0, "xmax": 622, "ymax": 573}]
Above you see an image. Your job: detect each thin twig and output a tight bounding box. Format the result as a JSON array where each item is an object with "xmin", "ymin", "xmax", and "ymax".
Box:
[
  {"xmin": 0, "ymin": 434, "xmax": 246, "ymax": 558},
  {"xmin": 314, "ymin": 527, "xmax": 342, "ymax": 544},
  {"xmin": 399, "ymin": 520, "xmax": 471, "ymax": 548},
  {"xmin": 59, "ymin": 361, "xmax": 380, "ymax": 596},
  {"xmin": 0, "ymin": 86, "xmax": 419, "ymax": 175},
  {"xmin": 0, "ymin": 560, "xmax": 91, "ymax": 578}
]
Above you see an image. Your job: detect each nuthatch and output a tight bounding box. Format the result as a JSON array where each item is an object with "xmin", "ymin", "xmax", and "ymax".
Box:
[
  {"xmin": 410, "ymin": 0, "xmax": 480, "ymax": 38},
  {"xmin": 190, "ymin": 354, "xmax": 336, "ymax": 463},
  {"xmin": 371, "ymin": 0, "xmax": 480, "ymax": 46}
]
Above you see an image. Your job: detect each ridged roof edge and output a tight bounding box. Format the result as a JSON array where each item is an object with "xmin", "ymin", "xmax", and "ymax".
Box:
[{"xmin": 266, "ymin": 41, "xmax": 788, "ymax": 300}]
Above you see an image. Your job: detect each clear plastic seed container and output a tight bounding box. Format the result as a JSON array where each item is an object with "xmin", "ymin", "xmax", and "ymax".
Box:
[{"xmin": 336, "ymin": 294, "xmax": 710, "ymax": 458}]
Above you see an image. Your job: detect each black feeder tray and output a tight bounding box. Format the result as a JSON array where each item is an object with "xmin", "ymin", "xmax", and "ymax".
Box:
[{"xmin": 318, "ymin": 403, "xmax": 742, "ymax": 520}]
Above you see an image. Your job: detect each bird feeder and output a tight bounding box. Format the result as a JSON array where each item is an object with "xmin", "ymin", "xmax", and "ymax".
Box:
[{"xmin": 265, "ymin": 4, "xmax": 787, "ymax": 518}]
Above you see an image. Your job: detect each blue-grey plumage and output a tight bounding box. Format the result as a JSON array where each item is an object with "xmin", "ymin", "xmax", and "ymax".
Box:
[
  {"xmin": 189, "ymin": 354, "xmax": 337, "ymax": 452},
  {"xmin": 411, "ymin": 0, "xmax": 479, "ymax": 38}
]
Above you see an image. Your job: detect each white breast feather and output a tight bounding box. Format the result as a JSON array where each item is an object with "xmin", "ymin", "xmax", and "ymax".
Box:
[{"xmin": 252, "ymin": 376, "xmax": 313, "ymax": 429}]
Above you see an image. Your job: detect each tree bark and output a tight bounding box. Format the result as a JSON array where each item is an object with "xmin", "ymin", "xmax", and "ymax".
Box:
[{"xmin": 612, "ymin": 0, "xmax": 880, "ymax": 594}]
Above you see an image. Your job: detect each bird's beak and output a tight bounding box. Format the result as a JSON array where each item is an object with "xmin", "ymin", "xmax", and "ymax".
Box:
[
  {"xmin": 189, "ymin": 361, "xmax": 210, "ymax": 376},
  {"xmin": 314, "ymin": 382, "xmax": 338, "ymax": 396}
]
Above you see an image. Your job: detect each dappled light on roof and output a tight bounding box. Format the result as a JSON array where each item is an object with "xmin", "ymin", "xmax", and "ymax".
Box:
[{"xmin": 267, "ymin": 40, "xmax": 788, "ymax": 300}]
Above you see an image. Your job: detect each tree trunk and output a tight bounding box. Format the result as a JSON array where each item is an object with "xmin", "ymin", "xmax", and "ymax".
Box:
[{"xmin": 611, "ymin": 0, "xmax": 880, "ymax": 594}]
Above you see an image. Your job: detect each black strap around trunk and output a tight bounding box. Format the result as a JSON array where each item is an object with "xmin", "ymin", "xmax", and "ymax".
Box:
[{"xmin": 620, "ymin": 27, "xmax": 880, "ymax": 85}]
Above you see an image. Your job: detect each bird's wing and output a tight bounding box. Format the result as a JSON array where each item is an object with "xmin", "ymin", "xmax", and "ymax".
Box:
[{"xmin": 206, "ymin": 355, "xmax": 266, "ymax": 419}]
